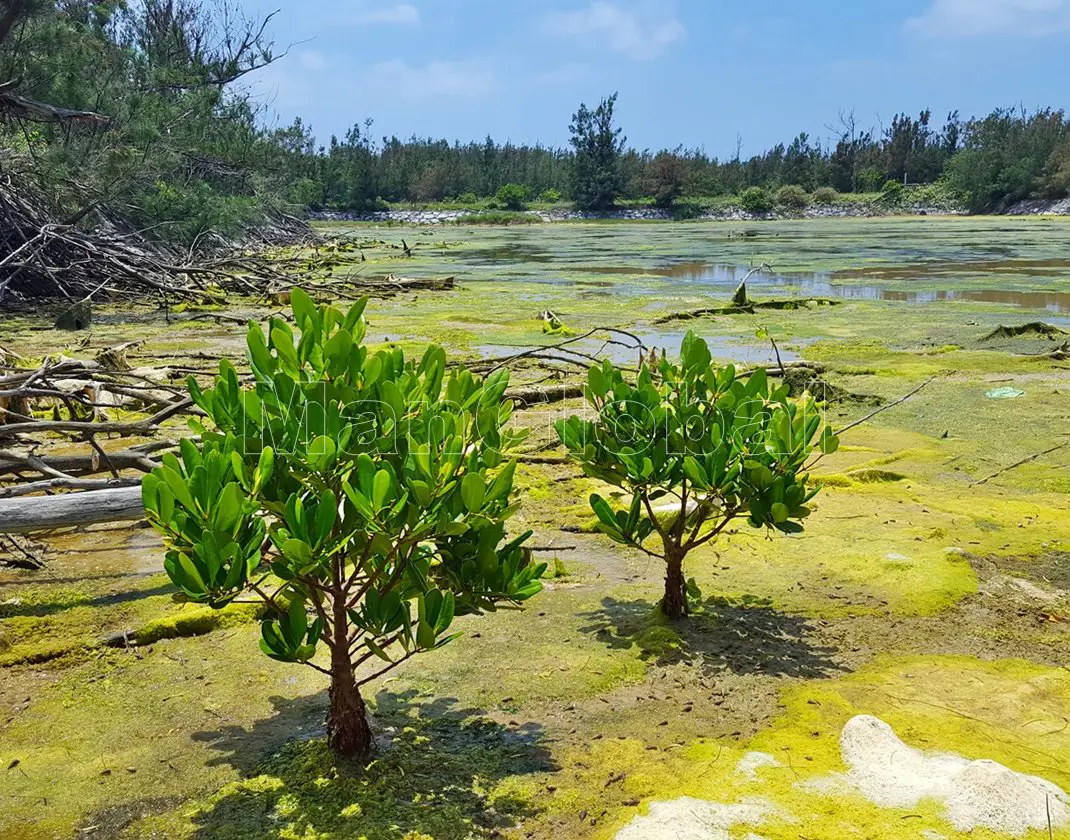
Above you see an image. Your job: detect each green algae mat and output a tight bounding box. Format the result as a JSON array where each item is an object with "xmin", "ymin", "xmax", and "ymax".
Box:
[{"xmin": 1, "ymin": 217, "xmax": 1069, "ymax": 839}]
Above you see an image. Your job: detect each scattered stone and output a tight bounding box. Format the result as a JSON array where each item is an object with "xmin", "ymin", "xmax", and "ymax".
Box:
[
  {"xmin": 838, "ymin": 715, "xmax": 1069, "ymax": 835},
  {"xmin": 735, "ymin": 751, "xmax": 782, "ymax": 781},
  {"xmin": 310, "ymin": 201, "xmax": 965, "ymax": 226},
  {"xmin": 1004, "ymin": 197, "xmax": 1070, "ymax": 216},
  {"xmin": 54, "ymin": 299, "xmax": 92, "ymax": 330},
  {"xmin": 614, "ymin": 797, "xmax": 777, "ymax": 840}
]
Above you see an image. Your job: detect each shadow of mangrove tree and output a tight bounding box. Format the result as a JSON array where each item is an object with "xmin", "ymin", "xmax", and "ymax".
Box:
[
  {"xmin": 186, "ymin": 689, "xmax": 555, "ymax": 840},
  {"xmin": 581, "ymin": 595, "xmax": 845, "ymax": 679}
]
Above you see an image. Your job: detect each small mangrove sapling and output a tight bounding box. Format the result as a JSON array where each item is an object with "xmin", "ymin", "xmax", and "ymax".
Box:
[
  {"xmin": 555, "ymin": 331, "xmax": 837, "ymax": 619},
  {"xmin": 142, "ymin": 290, "xmax": 545, "ymax": 760}
]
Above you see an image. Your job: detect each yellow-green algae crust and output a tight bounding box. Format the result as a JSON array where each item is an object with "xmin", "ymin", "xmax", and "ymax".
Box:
[
  {"xmin": 671, "ymin": 420, "xmax": 1070, "ymax": 619},
  {"xmin": 518, "ymin": 655, "xmax": 1070, "ymax": 840}
]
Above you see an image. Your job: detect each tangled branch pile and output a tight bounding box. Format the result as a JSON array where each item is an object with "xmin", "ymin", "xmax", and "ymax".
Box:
[{"xmin": 1, "ymin": 171, "xmax": 337, "ymax": 307}]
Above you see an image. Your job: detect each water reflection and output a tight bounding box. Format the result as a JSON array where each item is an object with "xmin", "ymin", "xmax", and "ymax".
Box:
[{"xmin": 578, "ymin": 261, "xmax": 1070, "ymax": 313}]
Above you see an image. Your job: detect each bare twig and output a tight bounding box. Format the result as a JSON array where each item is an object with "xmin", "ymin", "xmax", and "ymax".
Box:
[
  {"xmin": 835, "ymin": 378, "xmax": 935, "ymax": 436},
  {"xmin": 972, "ymin": 442, "xmax": 1069, "ymax": 486}
]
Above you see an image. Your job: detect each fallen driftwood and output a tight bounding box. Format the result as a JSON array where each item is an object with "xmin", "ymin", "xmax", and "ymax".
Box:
[
  {"xmin": 0, "ymin": 356, "xmax": 187, "ymax": 426},
  {"xmin": 0, "ymin": 485, "xmax": 145, "ymax": 533},
  {"xmin": 470, "ymin": 327, "xmax": 648, "ymax": 376},
  {"xmin": 0, "ymin": 172, "xmax": 319, "ymax": 306},
  {"xmin": 507, "ymin": 383, "xmax": 586, "ymax": 407},
  {"xmin": 0, "ymin": 172, "xmax": 464, "ymax": 309},
  {"xmin": 0, "ymin": 476, "xmax": 142, "ymax": 499},
  {"xmin": 653, "ymin": 298, "xmax": 841, "ymax": 325},
  {"xmin": 0, "ymin": 396, "xmax": 192, "ymax": 438},
  {"xmin": 0, "ymin": 442, "xmax": 170, "ymax": 480}
]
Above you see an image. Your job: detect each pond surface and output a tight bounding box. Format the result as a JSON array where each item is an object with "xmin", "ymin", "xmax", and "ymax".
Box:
[
  {"xmin": 457, "ymin": 220, "xmax": 1070, "ymax": 313},
  {"xmin": 340, "ymin": 217, "xmax": 1070, "ymax": 366}
]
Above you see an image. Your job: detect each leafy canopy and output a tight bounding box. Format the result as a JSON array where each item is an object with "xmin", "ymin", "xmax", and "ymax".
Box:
[
  {"xmin": 555, "ymin": 331, "xmax": 838, "ymax": 560},
  {"xmin": 494, "ymin": 183, "xmax": 529, "ymax": 211},
  {"xmin": 143, "ymin": 289, "xmax": 545, "ymax": 671},
  {"xmin": 568, "ymin": 92, "xmax": 625, "ymax": 211}
]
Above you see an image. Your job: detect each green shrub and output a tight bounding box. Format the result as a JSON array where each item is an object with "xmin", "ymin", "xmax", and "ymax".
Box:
[
  {"xmin": 775, "ymin": 184, "xmax": 810, "ymax": 210},
  {"xmin": 813, "ymin": 186, "xmax": 839, "ymax": 204},
  {"xmin": 286, "ymin": 178, "xmax": 323, "ymax": 209},
  {"xmin": 740, "ymin": 187, "xmax": 773, "ymax": 214},
  {"xmin": 555, "ymin": 331, "xmax": 837, "ymax": 619},
  {"xmin": 649, "ymin": 152, "xmax": 686, "ymax": 208},
  {"xmin": 856, "ymin": 168, "xmax": 885, "ymax": 193},
  {"xmin": 136, "ymin": 181, "xmax": 261, "ymax": 246},
  {"xmin": 670, "ymin": 200, "xmax": 707, "ymax": 220},
  {"xmin": 142, "ymin": 290, "xmax": 545, "ymax": 760},
  {"xmin": 539, "ymin": 188, "xmax": 563, "ymax": 203},
  {"xmin": 881, "ymin": 179, "xmax": 904, "ymax": 199},
  {"xmin": 494, "ymin": 183, "xmax": 529, "ymax": 210}
]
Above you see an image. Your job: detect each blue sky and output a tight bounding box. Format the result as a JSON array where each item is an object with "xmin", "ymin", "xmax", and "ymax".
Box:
[{"xmin": 244, "ymin": 0, "xmax": 1070, "ymax": 157}]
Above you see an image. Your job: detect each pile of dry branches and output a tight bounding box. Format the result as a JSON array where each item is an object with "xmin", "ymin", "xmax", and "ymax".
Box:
[
  {"xmin": 0, "ymin": 352, "xmax": 193, "ymax": 498},
  {"xmin": 0, "ymin": 173, "xmax": 463, "ymax": 309},
  {"xmin": 0, "ymin": 173, "xmax": 316, "ymax": 306}
]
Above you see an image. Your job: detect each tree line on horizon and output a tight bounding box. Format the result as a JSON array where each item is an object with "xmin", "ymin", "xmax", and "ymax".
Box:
[
  {"xmin": 278, "ymin": 97, "xmax": 1070, "ymax": 214},
  {"xmin": 2, "ymin": 1, "xmax": 1069, "ymax": 253}
]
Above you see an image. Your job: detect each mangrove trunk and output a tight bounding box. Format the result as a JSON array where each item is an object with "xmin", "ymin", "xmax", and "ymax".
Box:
[
  {"xmin": 661, "ymin": 550, "xmax": 689, "ymax": 620},
  {"xmin": 327, "ymin": 641, "xmax": 374, "ymax": 761}
]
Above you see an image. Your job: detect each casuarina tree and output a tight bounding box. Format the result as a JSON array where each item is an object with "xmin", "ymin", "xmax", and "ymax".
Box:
[
  {"xmin": 555, "ymin": 331, "xmax": 837, "ymax": 619},
  {"xmin": 568, "ymin": 92, "xmax": 625, "ymax": 211},
  {"xmin": 142, "ymin": 290, "xmax": 546, "ymax": 760}
]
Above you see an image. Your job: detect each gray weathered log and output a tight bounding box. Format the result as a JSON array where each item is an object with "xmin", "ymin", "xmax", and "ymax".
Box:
[
  {"xmin": 0, "ymin": 486, "xmax": 144, "ymax": 533},
  {"xmin": 0, "ymin": 442, "xmax": 170, "ymax": 478},
  {"xmin": 506, "ymin": 383, "xmax": 586, "ymax": 407}
]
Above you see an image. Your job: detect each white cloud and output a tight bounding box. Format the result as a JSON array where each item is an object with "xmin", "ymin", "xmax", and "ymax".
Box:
[
  {"xmin": 545, "ymin": 1, "xmax": 685, "ymax": 60},
  {"xmin": 340, "ymin": 2, "xmax": 420, "ymax": 26},
  {"xmin": 906, "ymin": 0, "xmax": 1070, "ymax": 37},
  {"xmin": 366, "ymin": 59, "xmax": 495, "ymax": 100},
  {"xmin": 298, "ymin": 50, "xmax": 328, "ymax": 71}
]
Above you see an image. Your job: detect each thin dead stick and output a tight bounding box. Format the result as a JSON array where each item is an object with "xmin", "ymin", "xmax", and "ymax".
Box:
[
  {"xmin": 835, "ymin": 378, "xmax": 935, "ymax": 436},
  {"xmin": 483, "ymin": 327, "xmax": 646, "ymax": 375},
  {"xmin": 972, "ymin": 442, "xmax": 1069, "ymax": 486}
]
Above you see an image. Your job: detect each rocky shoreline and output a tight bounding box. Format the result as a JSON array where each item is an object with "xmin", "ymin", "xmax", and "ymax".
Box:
[
  {"xmin": 312, "ymin": 203, "xmax": 958, "ymax": 225},
  {"xmin": 1003, "ymin": 197, "xmax": 1070, "ymax": 215},
  {"xmin": 311, "ymin": 196, "xmax": 1070, "ymax": 225}
]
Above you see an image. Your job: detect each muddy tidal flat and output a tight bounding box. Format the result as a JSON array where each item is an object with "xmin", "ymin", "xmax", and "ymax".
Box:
[{"xmin": 2, "ymin": 216, "xmax": 1069, "ymax": 840}]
